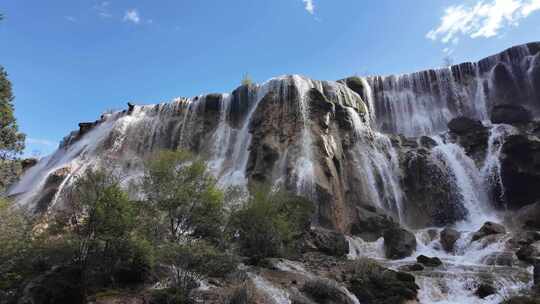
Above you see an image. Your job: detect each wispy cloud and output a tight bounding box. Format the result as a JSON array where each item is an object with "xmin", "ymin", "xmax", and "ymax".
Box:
[
  {"xmin": 27, "ymin": 138, "xmax": 57, "ymax": 148},
  {"xmin": 302, "ymin": 0, "xmax": 315, "ymax": 15},
  {"xmin": 427, "ymin": 0, "xmax": 540, "ymax": 44},
  {"xmin": 65, "ymin": 16, "xmax": 76, "ymax": 22},
  {"xmin": 123, "ymin": 9, "xmax": 141, "ymax": 24},
  {"xmin": 94, "ymin": 1, "xmax": 112, "ymax": 18}
]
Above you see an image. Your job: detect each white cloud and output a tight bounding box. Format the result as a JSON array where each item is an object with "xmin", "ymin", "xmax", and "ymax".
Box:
[
  {"xmin": 27, "ymin": 138, "xmax": 57, "ymax": 147},
  {"xmin": 302, "ymin": 0, "xmax": 315, "ymax": 14},
  {"xmin": 94, "ymin": 1, "xmax": 112, "ymax": 18},
  {"xmin": 65, "ymin": 16, "xmax": 76, "ymax": 22},
  {"xmin": 123, "ymin": 9, "xmax": 141, "ymax": 24},
  {"xmin": 427, "ymin": 0, "xmax": 540, "ymax": 44}
]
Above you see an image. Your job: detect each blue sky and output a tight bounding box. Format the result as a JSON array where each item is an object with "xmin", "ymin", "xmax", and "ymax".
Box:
[{"xmin": 1, "ymin": 0, "xmax": 540, "ymax": 156}]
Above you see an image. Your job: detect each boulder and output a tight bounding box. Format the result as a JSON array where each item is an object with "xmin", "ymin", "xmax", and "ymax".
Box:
[
  {"xmin": 475, "ymin": 283, "xmax": 497, "ymax": 299},
  {"xmin": 416, "ymin": 255, "xmax": 442, "ymax": 267},
  {"xmin": 440, "ymin": 228, "xmax": 461, "ymax": 253},
  {"xmin": 405, "ymin": 263, "xmax": 425, "ymax": 272},
  {"xmin": 472, "ymin": 222, "xmax": 506, "ymax": 242},
  {"xmin": 301, "ymin": 279, "xmax": 358, "ymax": 304},
  {"xmin": 347, "ymin": 259, "xmax": 419, "ymax": 304},
  {"xmin": 305, "ymin": 227, "xmax": 349, "ymax": 257},
  {"xmin": 448, "ymin": 117, "xmax": 484, "ymax": 135},
  {"xmin": 383, "ymin": 228, "xmax": 417, "ymax": 259},
  {"xmin": 351, "ymin": 204, "xmax": 397, "ymax": 242},
  {"xmin": 491, "ymin": 104, "xmax": 532, "ymax": 125},
  {"xmin": 419, "ymin": 136, "xmax": 437, "ymax": 149}
]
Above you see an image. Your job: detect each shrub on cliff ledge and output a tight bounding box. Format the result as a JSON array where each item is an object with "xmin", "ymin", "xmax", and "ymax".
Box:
[{"xmin": 229, "ymin": 186, "xmax": 314, "ymax": 263}]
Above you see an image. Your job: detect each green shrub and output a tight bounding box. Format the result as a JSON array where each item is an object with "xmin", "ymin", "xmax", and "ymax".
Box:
[
  {"xmin": 240, "ymin": 73, "xmax": 252, "ymax": 86},
  {"xmin": 142, "ymin": 150, "xmax": 226, "ymax": 243},
  {"xmin": 156, "ymin": 240, "xmax": 237, "ymax": 301},
  {"xmin": 229, "ymin": 186, "xmax": 314, "ymax": 263}
]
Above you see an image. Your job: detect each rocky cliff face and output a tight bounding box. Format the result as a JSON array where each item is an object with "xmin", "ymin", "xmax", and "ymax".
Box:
[{"xmin": 9, "ymin": 42, "xmax": 540, "ymax": 234}]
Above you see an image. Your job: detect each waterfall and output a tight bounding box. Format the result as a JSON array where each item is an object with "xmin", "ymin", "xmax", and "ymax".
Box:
[
  {"xmin": 346, "ymin": 107, "xmax": 405, "ymax": 222},
  {"xmin": 291, "ymin": 75, "xmax": 321, "ymax": 197},
  {"xmin": 208, "ymin": 94, "xmax": 233, "ymax": 175},
  {"xmin": 481, "ymin": 124, "xmax": 517, "ymax": 204},
  {"xmin": 364, "ymin": 43, "xmax": 536, "ymax": 137},
  {"xmin": 430, "ymin": 136, "xmax": 494, "ymax": 229}
]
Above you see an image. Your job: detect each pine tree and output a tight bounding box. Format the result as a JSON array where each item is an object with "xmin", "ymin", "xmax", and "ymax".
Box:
[{"xmin": 0, "ymin": 66, "xmax": 25, "ymax": 161}]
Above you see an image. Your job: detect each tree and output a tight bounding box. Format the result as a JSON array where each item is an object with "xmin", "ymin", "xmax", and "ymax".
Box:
[
  {"xmin": 62, "ymin": 168, "xmax": 145, "ymax": 289},
  {"xmin": 229, "ymin": 186, "xmax": 314, "ymax": 263},
  {"xmin": 0, "ymin": 198, "xmax": 31, "ymax": 299},
  {"xmin": 0, "ymin": 66, "xmax": 25, "ymax": 161},
  {"xmin": 142, "ymin": 150, "xmax": 225, "ymax": 243}
]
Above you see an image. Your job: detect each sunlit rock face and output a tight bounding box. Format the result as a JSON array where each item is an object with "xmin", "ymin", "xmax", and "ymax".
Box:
[{"xmin": 9, "ymin": 42, "xmax": 540, "ymax": 234}]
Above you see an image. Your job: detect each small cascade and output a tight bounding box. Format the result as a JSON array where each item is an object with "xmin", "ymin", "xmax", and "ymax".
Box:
[
  {"xmin": 430, "ymin": 136, "xmax": 494, "ymax": 229},
  {"xmin": 481, "ymin": 124, "xmax": 518, "ymax": 204},
  {"xmin": 250, "ymin": 274, "xmax": 291, "ymax": 304},
  {"xmin": 346, "ymin": 235, "xmax": 385, "ymax": 260},
  {"xmin": 208, "ymin": 94, "xmax": 233, "ymax": 175},
  {"xmin": 359, "ymin": 76, "xmax": 376, "ymax": 124},
  {"xmin": 346, "ymin": 107, "xmax": 405, "ymax": 222},
  {"xmin": 291, "ymin": 75, "xmax": 321, "ymax": 197}
]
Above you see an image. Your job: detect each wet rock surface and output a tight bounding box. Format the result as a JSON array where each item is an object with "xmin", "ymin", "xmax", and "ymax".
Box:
[
  {"xmin": 516, "ymin": 244, "xmax": 540, "ymax": 264},
  {"xmin": 515, "ymin": 202, "xmax": 540, "ymax": 231},
  {"xmin": 475, "ymin": 283, "xmax": 497, "ymax": 299},
  {"xmin": 351, "ymin": 204, "xmax": 397, "ymax": 241},
  {"xmin": 448, "ymin": 117, "xmax": 485, "ymax": 135},
  {"xmin": 440, "ymin": 228, "xmax": 460, "ymax": 253},
  {"xmin": 491, "ymin": 104, "xmax": 533, "ymax": 125},
  {"xmin": 304, "ymin": 227, "xmax": 349, "ymax": 257},
  {"xmin": 416, "ymin": 255, "xmax": 442, "ymax": 267},
  {"xmin": 501, "ymin": 135, "xmax": 540, "ymax": 209},
  {"xmin": 472, "ymin": 222, "xmax": 506, "ymax": 242},
  {"xmin": 383, "ymin": 227, "xmax": 417, "ymax": 259},
  {"xmin": 401, "ymin": 148, "xmax": 467, "ymax": 227}
]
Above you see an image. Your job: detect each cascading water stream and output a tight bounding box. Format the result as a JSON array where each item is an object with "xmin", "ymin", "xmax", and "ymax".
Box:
[
  {"xmin": 345, "ymin": 107, "xmax": 406, "ymax": 223},
  {"xmin": 430, "ymin": 136, "xmax": 494, "ymax": 230},
  {"xmin": 481, "ymin": 124, "xmax": 517, "ymax": 204}
]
